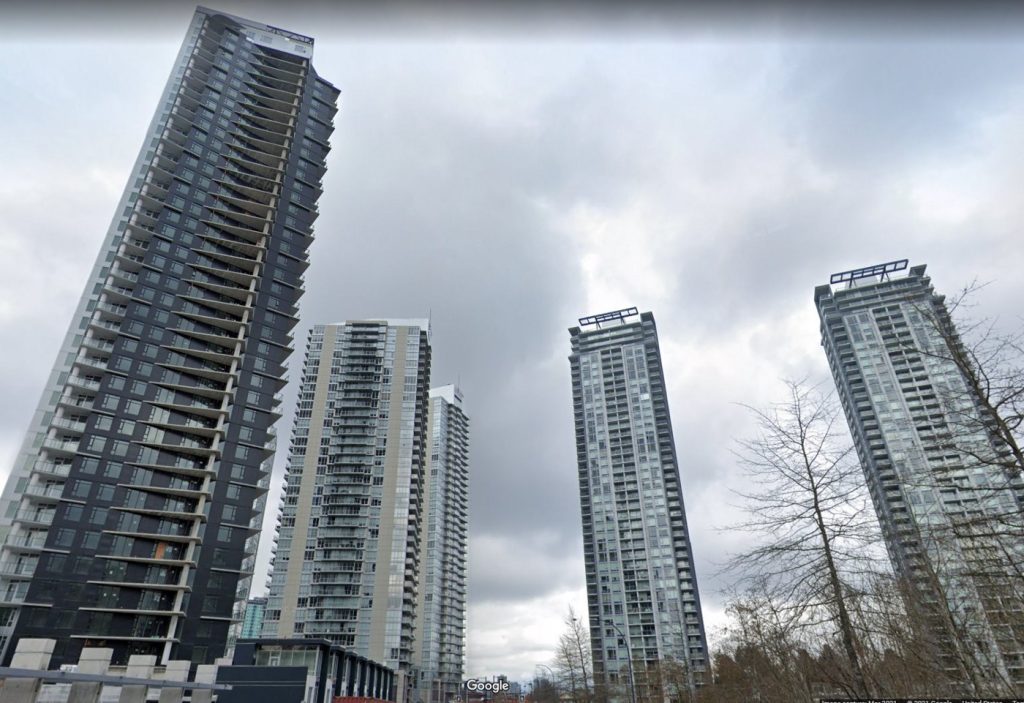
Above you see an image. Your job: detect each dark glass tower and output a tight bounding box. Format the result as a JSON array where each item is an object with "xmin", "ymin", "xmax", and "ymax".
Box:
[
  {"xmin": 568, "ymin": 308, "xmax": 708, "ymax": 699},
  {"xmin": 0, "ymin": 7, "xmax": 337, "ymax": 667}
]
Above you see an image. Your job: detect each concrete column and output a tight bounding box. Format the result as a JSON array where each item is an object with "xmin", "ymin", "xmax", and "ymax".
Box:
[
  {"xmin": 0, "ymin": 638, "xmax": 55, "ymax": 703},
  {"xmin": 190, "ymin": 663, "xmax": 218, "ymax": 703},
  {"xmin": 68, "ymin": 647, "xmax": 113, "ymax": 703},
  {"xmin": 157, "ymin": 660, "xmax": 189, "ymax": 703},
  {"xmin": 117, "ymin": 655, "xmax": 156, "ymax": 703},
  {"xmin": 344, "ymin": 656, "xmax": 355, "ymax": 697}
]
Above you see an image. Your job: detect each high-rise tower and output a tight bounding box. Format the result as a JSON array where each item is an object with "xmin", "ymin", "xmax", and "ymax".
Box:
[
  {"xmin": 413, "ymin": 385, "xmax": 469, "ymax": 703},
  {"xmin": 816, "ymin": 260, "xmax": 1024, "ymax": 687},
  {"xmin": 0, "ymin": 6, "xmax": 337, "ymax": 667},
  {"xmin": 568, "ymin": 308, "xmax": 709, "ymax": 698},
  {"xmin": 262, "ymin": 320, "xmax": 431, "ymax": 683}
]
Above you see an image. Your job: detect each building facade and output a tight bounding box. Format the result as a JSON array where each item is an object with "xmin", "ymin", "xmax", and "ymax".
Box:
[
  {"xmin": 262, "ymin": 320, "xmax": 432, "ymax": 683},
  {"xmin": 816, "ymin": 260, "xmax": 1024, "ymax": 688},
  {"xmin": 568, "ymin": 308, "xmax": 709, "ymax": 697},
  {"xmin": 242, "ymin": 596, "xmax": 268, "ymax": 639},
  {"xmin": 413, "ymin": 385, "xmax": 469, "ymax": 703},
  {"xmin": 0, "ymin": 6, "xmax": 337, "ymax": 667}
]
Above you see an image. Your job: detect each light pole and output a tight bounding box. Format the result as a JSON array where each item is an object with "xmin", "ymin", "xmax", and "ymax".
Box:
[
  {"xmin": 604, "ymin": 620, "xmax": 637, "ymax": 703},
  {"xmin": 535, "ymin": 665, "xmax": 557, "ymax": 703}
]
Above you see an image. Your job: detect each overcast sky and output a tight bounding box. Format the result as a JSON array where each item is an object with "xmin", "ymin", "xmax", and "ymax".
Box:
[{"xmin": 2, "ymin": 0, "xmax": 1024, "ymax": 684}]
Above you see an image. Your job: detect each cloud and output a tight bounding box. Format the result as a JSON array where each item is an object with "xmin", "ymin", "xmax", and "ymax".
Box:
[{"xmin": 2, "ymin": 18, "xmax": 1024, "ymax": 687}]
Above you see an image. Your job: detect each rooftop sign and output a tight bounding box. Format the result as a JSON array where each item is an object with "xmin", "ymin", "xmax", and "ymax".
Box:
[
  {"xmin": 578, "ymin": 307, "xmax": 640, "ymax": 328},
  {"xmin": 829, "ymin": 259, "xmax": 908, "ymax": 286}
]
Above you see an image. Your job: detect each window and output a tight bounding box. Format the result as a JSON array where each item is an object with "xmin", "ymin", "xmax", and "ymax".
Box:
[
  {"xmin": 44, "ymin": 554, "xmax": 67, "ymax": 573},
  {"xmin": 85, "ymin": 436, "xmax": 107, "ymax": 453}
]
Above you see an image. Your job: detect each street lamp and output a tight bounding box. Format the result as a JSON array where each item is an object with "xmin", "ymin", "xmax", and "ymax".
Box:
[
  {"xmin": 534, "ymin": 665, "xmax": 556, "ymax": 703},
  {"xmin": 604, "ymin": 620, "xmax": 637, "ymax": 703}
]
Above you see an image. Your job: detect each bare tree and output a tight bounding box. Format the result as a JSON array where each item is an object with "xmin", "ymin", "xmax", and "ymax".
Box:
[
  {"xmin": 553, "ymin": 606, "xmax": 593, "ymax": 703},
  {"xmin": 723, "ymin": 380, "xmax": 881, "ymax": 698},
  {"xmin": 887, "ymin": 282, "xmax": 1024, "ymax": 693},
  {"xmin": 703, "ymin": 579, "xmax": 817, "ymax": 703}
]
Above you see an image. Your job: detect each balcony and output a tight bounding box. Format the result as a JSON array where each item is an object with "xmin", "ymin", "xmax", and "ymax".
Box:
[
  {"xmin": 88, "ymin": 317, "xmax": 122, "ymax": 337},
  {"xmin": 0, "ymin": 562, "xmax": 36, "ymax": 578},
  {"xmin": 14, "ymin": 511, "xmax": 55, "ymax": 527},
  {"xmin": 95, "ymin": 303, "xmax": 127, "ymax": 323},
  {"xmin": 4, "ymin": 534, "xmax": 47, "ymax": 552},
  {"xmin": 66, "ymin": 375, "xmax": 101, "ymax": 392},
  {"xmin": 73, "ymin": 355, "xmax": 108, "ymax": 373},
  {"xmin": 82, "ymin": 337, "xmax": 114, "ymax": 354},
  {"xmin": 52, "ymin": 417, "xmax": 87, "ymax": 434},
  {"xmin": 0, "ymin": 591, "xmax": 26, "ymax": 606},
  {"xmin": 109, "ymin": 267, "xmax": 139, "ymax": 285},
  {"xmin": 22, "ymin": 484, "xmax": 64, "ymax": 502},
  {"xmin": 41, "ymin": 437, "xmax": 80, "ymax": 456}
]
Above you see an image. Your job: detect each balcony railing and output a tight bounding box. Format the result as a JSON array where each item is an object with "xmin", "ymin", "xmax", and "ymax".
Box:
[
  {"xmin": 33, "ymin": 461, "xmax": 72, "ymax": 478},
  {"xmin": 0, "ymin": 562, "xmax": 36, "ymax": 577}
]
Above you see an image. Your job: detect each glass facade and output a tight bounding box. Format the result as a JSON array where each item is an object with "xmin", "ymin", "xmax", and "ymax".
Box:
[
  {"xmin": 568, "ymin": 309, "xmax": 708, "ymax": 695},
  {"xmin": 816, "ymin": 263, "xmax": 1024, "ymax": 686},
  {"xmin": 263, "ymin": 321, "xmax": 431, "ymax": 677},
  {"xmin": 242, "ymin": 596, "xmax": 268, "ymax": 639},
  {"xmin": 0, "ymin": 7, "xmax": 337, "ymax": 667},
  {"xmin": 414, "ymin": 385, "xmax": 469, "ymax": 703}
]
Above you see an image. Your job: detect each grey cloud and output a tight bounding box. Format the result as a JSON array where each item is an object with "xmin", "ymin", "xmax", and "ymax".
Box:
[
  {"xmin": 780, "ymin": 41, "xmax": 1024, "ymax": 172},
  {"xmin": 3, "ymin": 20, "xmax": 1024, "ymax": 683}
]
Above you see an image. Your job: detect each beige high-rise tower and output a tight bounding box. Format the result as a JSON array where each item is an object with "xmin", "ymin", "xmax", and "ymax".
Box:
[{"xmin": 262, "ymin": 320, "xmax": 431, "ymax": 687}]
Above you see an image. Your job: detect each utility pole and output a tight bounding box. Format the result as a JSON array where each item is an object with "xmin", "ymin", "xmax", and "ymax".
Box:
[{"xmin": 605, "ymin": 620, "xmax": 637, "ymax": 703}]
